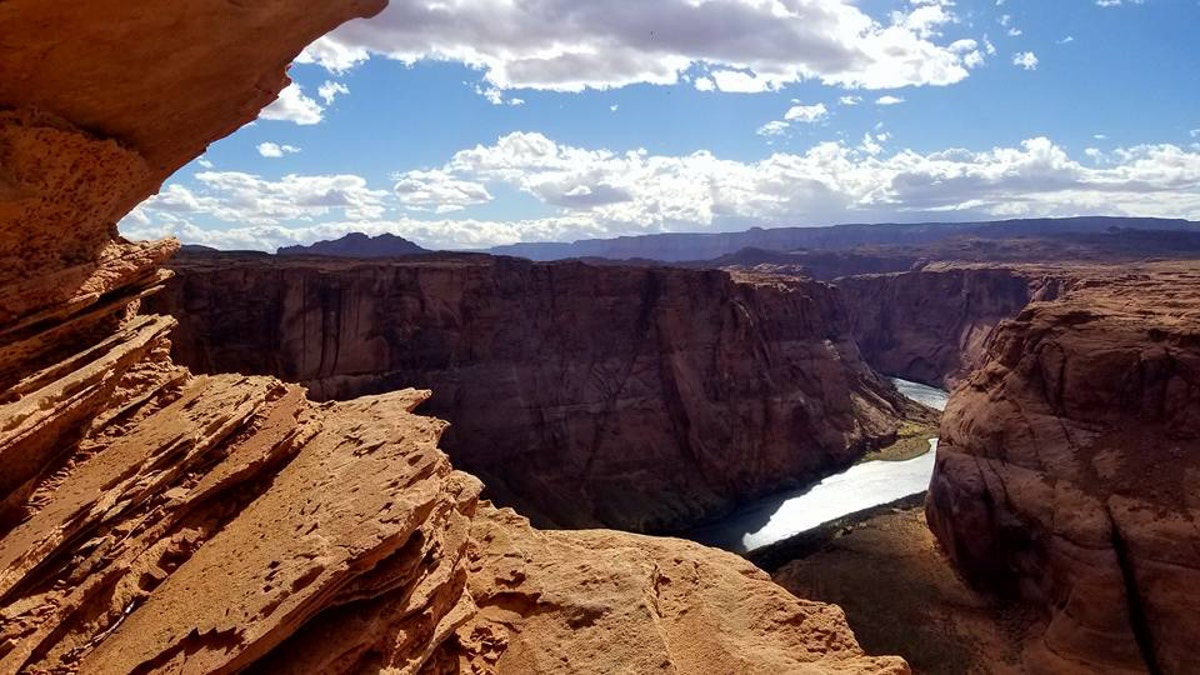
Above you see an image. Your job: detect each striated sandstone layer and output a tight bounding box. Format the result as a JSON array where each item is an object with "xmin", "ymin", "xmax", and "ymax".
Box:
[
  {"xmin": 1, "ymin": 0, "xmax": 909, "ymax": 672},
  {"xmin": 834, "ymin": 266, "xmax": 1044, "ymax": 389},
  {"xmin": 926, "ymin": 264, "xmax": 1200, "ymax": 674},
  {"xmin": 146, "ymin": 252, "xmax": 916, "ymax": 532}
]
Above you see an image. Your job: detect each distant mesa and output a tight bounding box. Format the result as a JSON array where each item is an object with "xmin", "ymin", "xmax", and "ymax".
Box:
[
  {"xmin": 277, "ymin": 232, "xmax": 429, "ymax": 258},
  {"xmin": 488, "ymin": 216, "xmax": 1200, "ymax": 263}
]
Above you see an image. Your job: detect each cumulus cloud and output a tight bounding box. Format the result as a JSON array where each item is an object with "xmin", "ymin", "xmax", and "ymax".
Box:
[
  {"xmin": 758, "ymin": 102, "xmax": 830, "ymax": 136},
  {"xmin": 876, "ymin": 95, "xmax": 905, "ymax": 105},
  {"xmin": 1013, "ymin": 51, "xmax": 1039, "ymax": 70},
  {"xmin": 297, "ymin": 0, "xmax": 985, "ymax": 93},
  {"xmin": 785, "ymin": 103, "xmax": 830, "ymax": 123},
  {"xmin": 1096, "ymin": 0, "xmax": 1145, "ymax": 6},
  {"xmin": 297, "ymin": 37, "xmax": 370, "ymax": 73},
  {"xmin": 393, "ymin": 169, "xmax": 493, "ymax": 213},
  {"xmin": 126, "ymin": 171, "xmax": 388, "ymax": 233},
  {"xmin": 259, "ymin": 83, "xmax": 324, "ymax": 125},
  {"xmin": 121, "ymin": 135, "xmax": 1200, "ymax": 252},
  {"xmin": 257, "ymin": 142, "xmax": 301, "ymax": 158},
  {"xmin": 757, "ymin": 120, "xmax": 791, "ymax": 137},
  {"xmin": 475, "ymin": 84, "xmax": 526, "ymax": 106},
  {"xmin": 318, "ymin": 81, "xmax": 350, "ymax": 105}
]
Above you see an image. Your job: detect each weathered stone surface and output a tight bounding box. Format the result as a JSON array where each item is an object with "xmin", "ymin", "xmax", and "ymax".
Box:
[
  {"xmin": 926, "ymin": 263, "xmax": 1200, "ymax": 674},
  {"xmin": 0, "ymin": 1, "xmax": 908, "ymax": 673},
  {"xmin": 146, "ymin": 252, "xmax": 918, "ymax": 532},
  {"xmin": 835, "ymin": 266, "xmax": 1040, "ymax": 389},
  {"xmin": 442, "ymin": 506, "xmax": 910, "ymax": 674}
]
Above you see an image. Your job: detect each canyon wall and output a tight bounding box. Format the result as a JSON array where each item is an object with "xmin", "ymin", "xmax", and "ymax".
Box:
[
  {"xmin": 147, "ymin": 252, "xmax": 915, "ymax": 532},
  {"xmin": 835, "ymin": 266, "xmax": 1043, "ymax": 388},
  {"xmin": 0, "ymin": 0, "xmax": 910, "ymax": 672},
  {"xmin": 926, "ymin": 264, "xmax": 1200, "ymax": 674}
]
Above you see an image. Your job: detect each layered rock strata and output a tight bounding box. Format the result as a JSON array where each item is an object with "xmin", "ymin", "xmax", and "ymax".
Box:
[
  {"xmin": 835, "ymin": 265, "xmax": 1046, "ymax": 388},
  {"xmin": 926, "ymin": 264, "xmax": 1200, "ymax": 674},
  {"xmin": 0, "ymin": 0, "xmax": 908, "ymax": 671},
  {"xmin": 147, "ymin": 253, "xmax": 916, "ymax": 532}
]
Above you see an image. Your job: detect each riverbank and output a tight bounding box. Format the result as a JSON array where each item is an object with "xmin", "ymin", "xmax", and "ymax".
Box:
[
  {"xmin": 774, "ymin": 505, "xmax": 1039, "ymax": 674},
  {"xmin": 683, "ymin": 378, "xmax": 948, "ymax": 554}
]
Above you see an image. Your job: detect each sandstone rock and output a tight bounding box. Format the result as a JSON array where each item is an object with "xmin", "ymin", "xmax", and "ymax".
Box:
[
  {"xmin": 146, "ymin": 253, "xmax": 918, "ymax": 532},
  {"xmin": 441, "ymin": 506, "xmax": 910, "ymax": 674},
  {"xmin": 835, "ymin": 266, "xmax": 1039, "ymax": 389},
  {"xmin": 0, "ymin": 0, "xmax": 908, "ymax": 672},
  {"xmin": 926, "ymin": 263, "xmax": 1200, "ymax": 674}
]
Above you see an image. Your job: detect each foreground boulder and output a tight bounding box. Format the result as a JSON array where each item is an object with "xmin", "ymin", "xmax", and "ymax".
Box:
[
  {"xmin": 0, "ymin": 0, "xmax": 906, "ymax": 671},
  {"xmin": 926, "ymin": 264, "xmax": 1200, "ymax": 674}
]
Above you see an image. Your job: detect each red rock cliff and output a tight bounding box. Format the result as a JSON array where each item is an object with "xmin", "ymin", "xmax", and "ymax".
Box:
[
  {"xmin": 835, "ymin": 265, "xmax": 1046, "ymax": 388},
  {"xmin": 146, "ymin": 253, "xmax": 915, "ymax": 532},
  {"xmin": 926, "ymin": 264, "xmax": 1200, "ymax": 674},
  {"xmin": 0, "ymin": 0, "xmax": 908, "ymax": 672}
]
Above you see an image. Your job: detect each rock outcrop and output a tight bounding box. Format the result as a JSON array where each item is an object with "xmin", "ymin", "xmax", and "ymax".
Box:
[
  {"xmin": 146, "ymin": 253, "xmax": 916, "ymax": 532},
  {"xmin": 926, "ymin": 263, "xmax": 1200, "ymax": 674},
  {"xmin": 0, "ymin": 0, "xmax": 908, "ymax": 672},
  {"xmin": 835, "ymin": 266, "xmax": 1041, "ymax": 388}
]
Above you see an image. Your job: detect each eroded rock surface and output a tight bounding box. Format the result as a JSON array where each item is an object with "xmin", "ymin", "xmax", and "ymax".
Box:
[
  {"xmin": 835, "ymin": 266, "xmax": 1042, "ymax": 389},
  {"xmin": 1, "ymin": 0, "xmax": 908, "ymax": 672},
  {"xmin": 146, "ymin": 252, "xmax": 916, "ymax": 532},
  {"xmin": 926, "ymin": 264, "xmax": 1200, "ymax": 674}
]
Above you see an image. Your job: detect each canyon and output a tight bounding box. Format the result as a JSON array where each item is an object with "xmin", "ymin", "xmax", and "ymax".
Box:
[
  {"xmin": 834, "ymin": 265, "xmax": 1046, "ymax": 389},
  {"xmin": 3, "ymin": 1, "xmax": 1198, "ymax": 674},
  {"xmin": 146, "ymin": 250, "xmax": 917, "ymax": 532},
  {"xmin": 0, "ymin": 1, "xmax": 920, "ymax": 673},
  {"xmin": 148, "ymin": 236, "xmax": 1200, "ymax": 673}
]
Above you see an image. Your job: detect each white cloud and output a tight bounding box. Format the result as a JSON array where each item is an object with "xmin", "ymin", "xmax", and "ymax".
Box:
[
  {"xmin": 756, "ymin": 102, "xmax": 830, "ymax": 138},
  {"xmin": 1094, "ymin": 134, "xmax": 1109, "ymax": 140},
  {"xmin": 785, "ymin": 103, "xmax": 830, "ymax": 123},
  {"xmin": 876, "ymin": 95, "xmax": 906, "ymax": 106},
  {"xmin": 859, "ymin": 132, "xmax": 888, "ymax": 155},
  {"xmin": 476, "ymin": 84, "xmax": 525, "ymax": 106},
  {"xmin": 122, "ymin": 133, "xmax": 1200, "ymax": 251},
  {"xmin": 317, "ymin": 81, "xmax": 350, "ymax": 105},
  {"xmin": 757, "ymin": 120, "xmax": 790, "ymax": 137},
  {"xmin": 127, "ymin": 172, "xmax": 388, "ymax": 230},
  {"xmin": 1096, "ymin": 0, "xmax": 1145, "ymax": 6},
  {"xmin": 1013, "ymin": 51, "xmax": 1039, "ymax": 70},
  {"xmin": 610, "ymin": 104, "xmax": 620, "ymax": 112},
  {"xmin": 300, "ymin": 0, "xmax": 985, "ymax": 93},
  {"xmin": 758, "ymin": 102, "xmax": 829, "ymax": 138},
  {"xmin": 710, "ymin": 69, "xmax": 778, "ymax": 94},
  {"xmin": 296, "ymin": 37, "xmax": 370, "ymax": 74},
  {"xmin": 1059, "ymin": 36, "xmax": 1076, "ymax": 44},
  {"xmin": 257, "ymin": 142, "xmax": 301, "ymax": 158},
  {"xmin": 259, "ymin": 83, "xmax": 324, "ymax": 125},
  {"xmin": 393, "ymin": 169, "xmax": 493, "ymax": 213},
  {"xmin": 839, "ymin": 95, "xmax": 862, "ymax": 106}
]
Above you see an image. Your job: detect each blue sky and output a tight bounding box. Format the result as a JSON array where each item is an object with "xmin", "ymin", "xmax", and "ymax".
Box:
[{"xmin": 122, "ymin": 0, "xmax": 1200, "ymax": 251}]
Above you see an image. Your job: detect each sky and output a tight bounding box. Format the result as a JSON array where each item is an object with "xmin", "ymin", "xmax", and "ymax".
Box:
[{"xmin": 120, "ymin": 0, "xmax": 1200, "ymax": 252}]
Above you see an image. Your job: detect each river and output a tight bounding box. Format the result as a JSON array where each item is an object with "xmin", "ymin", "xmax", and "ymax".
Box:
[{"xmin": 685, "ymin": 378, "xmax": 950, "ymax": 555}]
